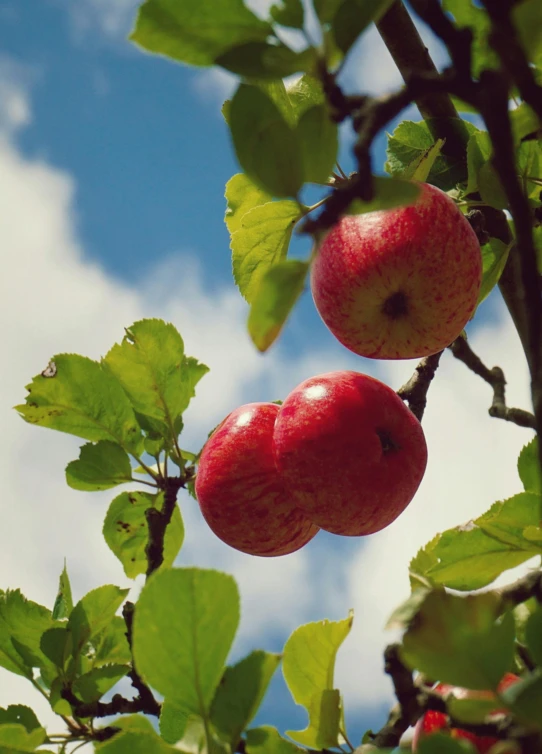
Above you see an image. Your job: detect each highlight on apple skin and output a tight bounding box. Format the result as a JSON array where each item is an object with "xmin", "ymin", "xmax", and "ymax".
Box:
[
  {"xmin": 195, "ymin": 402, "xmax": 319, "ymax": 556},
  {"xmin": 273, "ymin": 370, "xmax": 427, "ymax": 536},
  {"xmin": 311, "ymin": 182, "xmax": 482, "ymax": 360},
  {"xmin": 412, "ymin": 674, "xmax": 520, "ymax": 754}
]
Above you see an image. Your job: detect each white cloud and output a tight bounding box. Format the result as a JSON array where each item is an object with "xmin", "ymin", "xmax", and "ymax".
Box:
[
  {"xmin": 0, "ymin": 57, "xmax": 35, "ymax": 133},
  {"xmin": 341, "ymin": 17, "xmax": 449, "ymax": 95},
  {"xmin": 68, "ymin": 0, "xmax": 139, "ymax": 37}
]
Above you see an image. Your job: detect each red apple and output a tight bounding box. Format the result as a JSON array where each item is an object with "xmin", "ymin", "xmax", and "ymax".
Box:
[
  {"xmin": 412, "ymin": 673, "xmax": 520, "ymax": 753},
  {"xmin": 273, "ymin": 371, "xmax": 427, "ymax": 536},
  {"xmin": 195, "ymin": 402, "xmax": 318, "ymax": 556},
  {"xmin": 311, "ymin": 182, "xmax": 482, "ymax": 360}
]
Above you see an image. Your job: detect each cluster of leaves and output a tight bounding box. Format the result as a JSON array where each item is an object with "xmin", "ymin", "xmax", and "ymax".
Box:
[
  {"xmin": 383, "ymin": 441, "xmax": 542, "ymax": 738},
  {"xmin": 0, "ymin": 561, "xmax": 354, "ymax": 753},
  {"xmin": 131, "ymin": 0, "xmax": 542, "ymax": 356}
]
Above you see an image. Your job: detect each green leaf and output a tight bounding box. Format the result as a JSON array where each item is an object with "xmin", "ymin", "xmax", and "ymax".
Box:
[
  {"xmin": 15, "ymin": 354, "xmax": 142, "ymax": 453},
  {"xmin": 525, "ymin": 607, "xmax": 542, "ymax": 668},
  {"xmin": 286, "ymin": 75, "xmax": 325, "ymax": 121},
  {"xmin": 93, "ymin": 616, "xmax": 132, "ymax": 667},
  {"xmin": 297, "ymin": 105, "xmax": 338, "ymax": 184},
  {"xmin": 386, "ymin": 588, "xmax": 433, "ymax": 630},
  {"xmin": 417, "ymin": 733, "xmax": 479, "ymax": 754},
  {"xmin": 313, "ymin": 0, "xmax": 344, "ymax": 24},
  {"xmin": 229, "ymin": 84, "xmax": 304, "ymax": 197},
  {"xmin": 0, "ymin": 591, "xmax": 56, "ymax": 678},
  {"xmin": 270, "ymin": 0, "xmax": 304, "ymax": 28},
  {"xmin": 133, "ymin": 568, "xmax": 240, "ymax": 719},
  {"xmin": 442, "ymin": 0, "xmax": 498, "ymax": 77},
  {"xmin": 159, "ymin": 699, "xmax": 190, "ymax": 744},
  {"xmin": 248, "ymin": 260, "xmax": 309, "ymax": 352},
  {"xmin": 332, "ymin": 0, "xmax": 395, "ymax": 55},
  {"xmin": 518, "ymin": 438, "xmax": 541, "ymax": 494},
  {"xmin": 97, "ymin": 730, "xmax": 180, "ymax": 753},
  {"xmin": 511, "ymin": 103, "xmax": 541, "ymax": 144},
  {"xmin": 231, "ymin": 200, "xmax": 301, "ymax": 303},
  {"xmin": 246, "ymin": 726, "xmax": 304, "ymax": 754},
  {"xmin": 73, "ymin": 664, "xmax": 130, "ymax": 703},
  {"xmin": 0, "ymin": 723, "xmax": 47, "ymax": 750},
  {"xmin": 0, "ymin": 707, "xmax": 41, "ymax": 734},
  {"xmin": 66, "ymin": 441, "xmax": 133, "ymax": 492},
  {"xmin": 283, "ymin": 613, "xmax": 353, "ymax": 748},
  {"xmin": 478, "ymin": 161, "xmax": 508, "ymax": 210},
  {"xmin": 410, "ymin": 493, "xmax": 542, "ymax": 591},
  {"xmin": 478, "ymin": 238, "xmax": 512, "ymax": 305},
  {"xmin": 400, "ymin": 591, "xmax": 515, "ymax": 690},
  {"xmin": 225, "ymin": 174, "xmax": 273, "ymax": 236},
  {"xmin": 386, "ymin": 120, "xmax": 476, "ymax": 190},
  {"xmin": 503, "ymin": 670, "xmax": 542, "ymax": 729},
  {"xmin": 130, "ymin": 0, "xmax": 272, "ymax": 68},
  {"xmin": 104, "ymin": 319, "xmax": 208, "ymax": 441},
  {"xmin": 345, "ymin": 177, "xmax": 420, "ymax": 215},
  {"xmin": 415, "ymin": 524, "xmax": 536, "ymax": 591},
  {"xmin": 68, "ymin": 585, "xmax": 129, "ymax": 659},
  {"xmin": 211, "ymin": 651, "xmax": 281, "ymax": 749},
  {"xmin": 40, "ymin": 626, "xmax": 71, "ymax": 671},
  {"xmin": 513, "ymin": 0, "xmax": 542, "ymax": 68},
  {"xmin": 517, "ymin": 140, "xmax": 542, "ymax": 202},
  {"xmin": 476, "ymin": 492, "xmax": 542, "ymax": 549},
  {"xmin": 404, "ymin": 139, "xmax": 445, "ymax": 182},
  {"xmin": 258, "ymin": 81, "xmax": 297, "ymax": 127},
  {"xmin": 447, "ymin": 696, "xmax": 501, "ymax": 724},
  {"xmin": 216, "ymin": 42, "xmax": 314, "ymax": 79},
  {"xmin": 103, "ymin": 491, "xmax": 184, "ymax": 579},
  {"xmin": 52, "ymin": 562, "xmax": 73, "ymax": 621}
]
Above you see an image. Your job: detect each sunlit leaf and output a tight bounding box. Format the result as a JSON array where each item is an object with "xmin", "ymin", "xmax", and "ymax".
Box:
[
  {"xmin": 66, "ymin": 441, "xmax": 133, "ymax": 492},
  {"xmin": 104, "ymin": 319, "xmax": 208, "ymax": 440},
  {"xmin": 68, "ymin": 585, "xmax": 129, "ymax": 659},
  {"xmin": 211, "ymin": 651, "xmax": 281, "ymax": 749},
  {"xmin": 103, "ymin": 491, "xmax": 184, "ymax": 578},
  {"xmin": 518, "ymin": 438, "xmax": 541, "ymax": 494},
  {"xmin": 52, "ymin": 562, "xmax": 73, "ymax": 621},
  {"xmin": 270, "ymin": 0, "xmax": 304, "ymax": 28},
  {"xmin": 248, "ymin": 260, "xmax": 309, "ymax": 352},
  {"xmin": 297, "ymin": 104, "xmax": 338, "ymax": 184},
  {"xmin": 133, "ymin": 568, "xmax": 239, "ymax": 719},
  {"xmin": 478, "ymin": 239, "xmax": 512, "ymax": 305},
  {"xmin": 130, "ymin": 0, "xmax": 272, "ymax": 67},
  {"xmin": 15, "ymin": 354, "xmax": 142, "ymax": 453},
  {"xmin": 231, "ymin": 200, "xmax": 301, "ymax": 302},
  {"xmin": 283, "ymin": 613, "xmax": 353, "ymax": 748},
  {"xmin": 229, "ymin": 84, "xmax": 303, "ymax": 197},
  {"xmin": 401, "ymin": 591, "xmax": 515, "ymax": 690}
]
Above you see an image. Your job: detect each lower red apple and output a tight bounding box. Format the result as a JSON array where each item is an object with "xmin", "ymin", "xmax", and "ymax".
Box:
[
  {"xmin": 311, "ymin": 182, "xmax": 482, "ymax": 360},
  {"xmin": 195, "ymin": 402, "xmax": 319, "ymax": 556},
  {"xmin": 412, "ymin": 673, "xmax": 520, "ymax": 753},
  {"xmin": 273, "ymin": 370, "xmax": 427, "ymax": 536}
]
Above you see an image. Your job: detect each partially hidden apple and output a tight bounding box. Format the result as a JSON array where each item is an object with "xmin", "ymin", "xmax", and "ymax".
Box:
[
  {"xmin": 273, "ymin": 371, "xmax": 427, "ymax": 536},
  {"xmin": 412, "ymin": 673, "xmax": 520, "ymax": 754},
  {"xmin": 311, "ymin": 182, "xmax": 482, "ymax": 360},
  {"xmin": 195, "ymin": 402, "xmax": 319, "ymax": 556}
]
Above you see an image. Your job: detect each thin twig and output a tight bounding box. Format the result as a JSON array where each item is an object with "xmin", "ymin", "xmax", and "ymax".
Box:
[{"xmin": 449, "ymin": 336, "xmax": 536, "ymax": 429}]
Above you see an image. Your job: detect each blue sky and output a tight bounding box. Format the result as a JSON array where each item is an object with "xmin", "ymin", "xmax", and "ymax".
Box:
[{"xmin": 0, "ymin": 1, "xmax": 537, "ymax": 750}]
